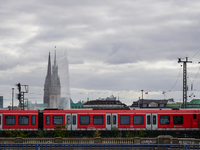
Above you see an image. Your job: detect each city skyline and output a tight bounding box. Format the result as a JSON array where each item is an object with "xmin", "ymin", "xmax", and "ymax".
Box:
[{"xmin": 1, "ymin": 1, "xmax": 200, "ymax": 107}]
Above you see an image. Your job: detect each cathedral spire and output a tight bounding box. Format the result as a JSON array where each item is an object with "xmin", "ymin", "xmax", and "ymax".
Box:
[
  {"xmin": 47, "ymin": 52, "xmax": 51, "ymax": 76},
  {"xmin": 49, "ymin": 48, "xmax": 61, "ymax": 108},
  {"xmin": 43, "ymin": 52, "xmax": 52, "ymax": 104},
  {"xmin": 54, "ymin": 46, "xmax": 56, "ymax": 65},
  {"xmin": 54, "ymin": 50, "xmax": 57, "ymax": 65}
]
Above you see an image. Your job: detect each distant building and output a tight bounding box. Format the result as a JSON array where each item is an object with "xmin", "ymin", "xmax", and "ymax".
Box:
[
  {"xmin": 186, "ymin": 99, "xmax": 200, "ymax": 108},
  {"xmin": 0, "ymin": 96, "xmax": 3, "ymax": 108},
  {"xmin": 43, "ymin": 50, "xmax": 61, "ymax": 108},
  {"xmin": 96, "ymin": 94, "xmax": 117, "ymax": 101},
  {"xmin": 167, "ymin": 98, "xmax": 176, "ymax": 104},
  {"xmin": 131, "ymin": 99, "xmax": 169, "ymax": 108},
  {"xmin": 26, "ymin": 98, "xmax": 85, "ymax": 110},
  {"xmin": 7, "ymin": 106, "xmax": 20, "ymax": 110},
  {"xmin": 49, "ymin": 51, "xmax": 61, "ymax": 108},
  {"xmin": 166, "ymin": 103, "xmax": 182, "ymax": 108},
  {"xmin": 25, "ymin": 101, "xmax": 49, "ymax": 110},
  {"xmin": 70, "ymin": 99, "xmax": 86, "ymax": 109},
  {"xmin": 43, "ymin": 52, "xmax": 51, "ymax": 104},
  {"xmin": 83, "ymin": 98, "xmax": 129, "ymax": 110}
]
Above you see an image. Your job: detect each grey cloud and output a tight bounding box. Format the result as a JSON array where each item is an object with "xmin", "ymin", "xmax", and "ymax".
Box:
[{"xmin": 1, "ymin": 0, "xmax": 200, "ymax": 104}]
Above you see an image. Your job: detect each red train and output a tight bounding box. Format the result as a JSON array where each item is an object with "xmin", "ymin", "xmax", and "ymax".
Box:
[{"xmin": 0, "ymin": 109, "xmax": 199, "ymax": 132}]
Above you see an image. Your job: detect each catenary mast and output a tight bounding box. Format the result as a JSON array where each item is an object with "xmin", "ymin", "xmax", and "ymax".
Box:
[{"xmin": 178, "ymin": 57, "xmax": 192, "ymax": 108}]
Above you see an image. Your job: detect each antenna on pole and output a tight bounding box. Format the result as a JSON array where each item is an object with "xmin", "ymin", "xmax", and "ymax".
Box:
[{"xmin": 178, "ymin": 57, "xmax": 192, "ymax": 108}]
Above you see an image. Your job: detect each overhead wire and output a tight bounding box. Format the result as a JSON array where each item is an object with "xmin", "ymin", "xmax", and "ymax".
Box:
[
  {"xmin": 192, "ymin": 65, "xmax": 200, "ymax": 85},
  {"xmin": 168, "ymin": 65, "xmax": 182, "ymax": 92},
  {"xmin": 189, "ymin": 49, "xmax": 200, "ymax": 91},
  {"xmin": 191, "ymin": 49, "xmax": 200, "ymax": 59}
]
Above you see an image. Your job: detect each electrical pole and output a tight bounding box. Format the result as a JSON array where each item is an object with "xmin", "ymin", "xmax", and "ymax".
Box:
[
  {"xmin": 12, "ymin": 88, "xmax": 14, "ymax": 110},
  {"xmin": 178, "ymin": 57, "xmax": 192, "ymax": 108},
  {"xmin": 141, "ymin": 90, "xmax": 143, "ymax": 108}
]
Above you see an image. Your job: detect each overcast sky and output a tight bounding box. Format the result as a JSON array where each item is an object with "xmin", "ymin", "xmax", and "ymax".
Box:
[{"xmin": 1, "ymin": 0, "xmax": 200, "ymax": 107}]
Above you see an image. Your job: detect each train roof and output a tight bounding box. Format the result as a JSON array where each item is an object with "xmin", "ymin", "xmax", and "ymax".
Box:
[
  {"xmin": 1, "ymin": 109, "xmax": 200, "ymax": 114},
  {"xmin": 0, "ymin": 110, "xmax": 39, "ymax": 113},
  {"xmin": 43, "ymin": 109, "xmax": 200, "ymax": 114}
]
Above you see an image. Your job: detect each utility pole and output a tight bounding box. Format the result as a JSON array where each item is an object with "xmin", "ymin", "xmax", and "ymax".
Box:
[
  {"xmin": 141, "ymin": 90, "xmax": 143, "ymax": 108},
  {"xmin": 12, "ymin": 88, "xmax": 14, "ymax": 110},
  {"xmin": 178, "ymin": 57, "xmax": 192, "ymax": 108}
]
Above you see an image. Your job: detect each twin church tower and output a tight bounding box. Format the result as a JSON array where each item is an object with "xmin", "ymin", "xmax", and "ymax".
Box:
[{"xmin": 43, "ymin": 49, "xmax": 61, "ymax": 108}]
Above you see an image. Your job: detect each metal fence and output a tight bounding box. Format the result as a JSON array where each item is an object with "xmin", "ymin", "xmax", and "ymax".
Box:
[{"xmin": 0, "ymin": 143, "xmax": 200, "ymax": 150}]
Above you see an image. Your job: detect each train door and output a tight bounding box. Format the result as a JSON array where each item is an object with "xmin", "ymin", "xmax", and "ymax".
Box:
[
  {"xmin": 146, "ymin": 113, "xmax": 157, "ymax": 130},
  {"xmin": 65, "ymin": 113, "xmax": 77, "ymax": 130},
  {"xmin": 0, "ymin": 114, "xmax": 2, "ymax": 130},
  {"xmin": 111, "ymin": 113, "xmax": 117, "ymax": 130},
  {"xmin": 65, "ymin": 113, "xmax": 71, "ymax": 130},
  {"xmin": 106, "ymin": 113, "xmax": 112, "ymax": 130},
  {"xmin": 191, "ymin": 114, "xmax": 198, "ymax": 128},
  {"xmin": 71, "ymin": 113, "xmax": 77, "ymax": 130}
]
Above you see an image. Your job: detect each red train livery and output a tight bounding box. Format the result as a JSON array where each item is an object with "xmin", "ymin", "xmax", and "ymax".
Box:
[
  {"xmin": 0, "ymin": 109, "xmax": 199, "ymax": 131},
  {"xmin": 0, "ymin": 110, "xmax": 38, "ymax": 130}
]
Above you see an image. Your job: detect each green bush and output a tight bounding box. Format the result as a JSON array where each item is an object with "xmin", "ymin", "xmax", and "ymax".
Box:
[
  {"xmin": 111, "ymin": 127, "xmax": 122, "ymax": 137},
  {"xmin": 125, "ymin": 130, "xmax": 147, "ymax": 137},
  {"xmin": 35, "ymin": 129, "xmax": 48, "ymax": 138},
  {"xmin": 54, "ymin": 124, "xmax": 70, "ymax": 138},
  {"xmin": 5, "ymin": 127, "xmax": 31, "ymax": 137}
]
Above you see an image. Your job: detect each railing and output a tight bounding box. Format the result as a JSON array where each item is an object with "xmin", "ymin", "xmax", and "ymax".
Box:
[
  {"xmin": 0, "ymin": 138, "xmax": 15, "ymax": 143},
  {"xmin": 63, "ymin": 138, "xmax": 94, "ymax": 144},
  {"xmin": 23, "ymin": 138, "xmax": 55, "ymax": 143},
  {"xmin": 102, "ymin": 138, "xmax": 134, "ymax": 144},
  {"xmin": 141, "ymin": 138, "xmax": 157, "ymax": 144},
  {"xmin": 0, "ymin": 143, "xmax": 200, "ymax": 150},
  {"xmin": 1, "ymin": 136, "xmax": 200, "ymax": 144},
  {"xmin": 177, "ymin": 138, "xmax": 200, "ymax": 144}
]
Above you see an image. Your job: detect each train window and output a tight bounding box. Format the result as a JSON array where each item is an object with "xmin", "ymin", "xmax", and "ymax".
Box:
[
  {"xmin": 80, "ymin": 116, "xmax": 90, "ymax": 125},
  {"xmin": 120, "ymin": 116, "xmax": 130, "ymax": 125},
  {"xmin": 193, "ymin": 114, "xmax": 197, "ymax": 119},
  {"xmin": 160, "ymin": 116, "xmax": 170, "ymax": 125},
  {"xmin": 5, "ymin": 116, "xmax": 15, "ymax": 125},
  {"xmin": 67, "ymin": 115, "xmax": 70, "ymax": 125},
  {"xmin": 46, "ymin": 116, "xmax": 50, "ymax": 125},
  {"xmin": 31, "ymin": 116, "xmax": 36, "ymax": 125},
  {"xmin": 73, "ymin": 115, "xmax": 76, "ymax": 125},
  {"xmin": 153, "ymin": 115, "xmax": 156, "ymax": 125},
  {"xmin": 19, "ymin": 116, "xmax": 29, "ymax": 125},
  {"xmin": 113, "ymin": 115, "xmax": 116, "ymax": 125},
  {"xmin": 93, "ymin": 116, "xmax": 103, "ymax": 125},
  {"xmin": 147, "ymin": 116, "xmax": 150, "ymax": 125},
  {"xmin": 107, "ymin": 115, "xmax": 111, "ymax": 125},
  {"xmin": 133, "ymin": 115, "xmax": 143, "ymax": 125},
  {"xmin": 173, "ymin": 115, "xmax": 183, "ymax": 124},
  {"xmin": 53, "ymin": 116, "xmax": 63, "ymax": 125}
]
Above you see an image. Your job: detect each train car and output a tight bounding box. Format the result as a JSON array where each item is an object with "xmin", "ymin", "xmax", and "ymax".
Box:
[
  {"xmin": 0, "ymin": 110, "xmax": 39, "ymax": 130},
  {"xmin": 157, "ymin": 109, "xmax": 200, "ymax": 130},
  {"xmin": 42, "ymin": 109, "xmax": 200, "ymax": 131},
  {"xmin": 0, "ymin": 108, "xmax": 199, "ymax": 136}
]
